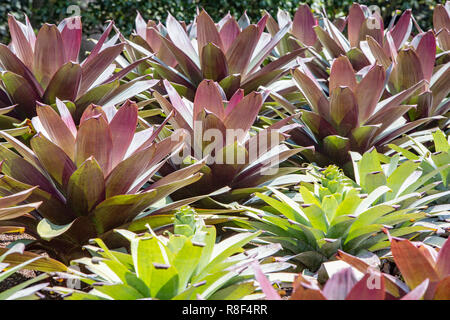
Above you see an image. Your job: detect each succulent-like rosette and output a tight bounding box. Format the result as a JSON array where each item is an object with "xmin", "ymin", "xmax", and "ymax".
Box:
[{"xmin": 0, "ymin": 100, "xmax": 204, "ymax": 262}]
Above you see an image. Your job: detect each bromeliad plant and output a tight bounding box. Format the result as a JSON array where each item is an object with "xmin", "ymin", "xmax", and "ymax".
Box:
[
  {"xmin": 52, "ymin": 214, "xmax": 290, "ymax": 300},
  {"xmin": 388, "ymin": 129, "xmax": 450, "ymax": 189},
  {"xmin": 0, "ymin": 243, "xmax": 49, "ymax": 300},
  {"xmin": 235, "ymin": 148, "xmax": 449, "ymax": 271},
  {"xmin": 0, "ymin": 99, "xmax": 206, "ymax": 263},
  {"xmin": 289, "ymin": 55, "xmax": 436, "ymax": 170},
  {"xmin": 124, "ymin": 9, "xmax": 306, "ymax": 100},
  {"xmin": 0, "ymin": 15, "xmax": 156, "ymax": 122},
  {"xmin": 433, "ymin": 2, "xmax": 450, "ymax": 53},
  {"xmin": 153, "ymin": 79, "xmax": 311, "ymax": 200}
]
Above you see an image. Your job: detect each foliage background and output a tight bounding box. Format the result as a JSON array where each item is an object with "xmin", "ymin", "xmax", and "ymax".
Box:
[{"xmin": 0, "ymin": 0, "xmax": 440, "ymax": 44}]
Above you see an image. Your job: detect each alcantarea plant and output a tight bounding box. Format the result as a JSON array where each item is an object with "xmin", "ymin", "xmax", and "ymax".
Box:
[
  {"xmin": 289, "ymin": 55, "xmax": 437, "ymax": 171},
  {"xmin": 267, "ymin": 4, "xmax": 449, "ymax": 124},
  {"xmin": 0, "ymin": 15, "xmax": 156, "ymax": 122},
  {"xmin": 0, "ymin": 243, "xmax": 49, "ymax": 300},
  {"xmin": 51, "ymin": 212, "xmax": 290, "ymax": 300},
  {"xmin": 253, "ymin": 249, "xmax": 440, "ymax": 300},
  {"xmin": 0, "ymin": 99, "xmax": 206, "ymax": 263},
  {"xmin": 122, "ymin": 9, "xmax": 306, "ymax": 100},
  {"xmin": 234, "ymin": 147, "xmax": 450, "ymax": 271},
  {"xmin": 153, "ymin": 79, "xmax": 312, "ymax": 201},
  {"xmin": 433, "ymin": 2, "xmax": 450, "ymax": 53}
]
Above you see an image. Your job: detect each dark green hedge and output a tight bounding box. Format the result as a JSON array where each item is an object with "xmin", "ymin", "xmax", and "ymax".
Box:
[{"xmin": 0, "ymin": 0, "xmax": 439, "ymax": 43}]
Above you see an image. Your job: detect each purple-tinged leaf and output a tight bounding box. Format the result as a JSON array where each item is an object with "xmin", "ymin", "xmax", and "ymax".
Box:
[
  {"xmin": 252, "ymin": 262, "xmax": 282, "ymax": 300},
  {"xmin": 0, "ymin": 131, "xmax": 44, "ymax": 173},
  {"xmin": 105, "ymin": 144, "xmax": 157, "ymax": 197},
  {"xmin": 194, "ymin": 80, "xmax": 225, "ymax": 121},
  {"xmin": 292, "ymin": 68, "xmax": 329, "ymax": 116},
  {"xmin": 100, "ymin": 78, "xmax": 157, "ymax": 108},
  {"xmin": 330, "ymin": 87, "xmax": 358, "ymax": 135},
  {"xmin": 0, "ymin": 72, "xmax": 41, "ymax": 118},
  {"xmin": 390, "ymin": 236, "xmax": 440, "ymax": 289},
  {"xmin": 365, "ymin": 35, "xmax": 391, "ymax": 69},
  {"xmin": 360, "ymin": 15, "xmax": 384, "ymax": 46},
  {"xmin": 30, "ymin": 133, "xmax": 76, "ymax": 188},
  {"xmin": 436, "ymin": 237, "xmax": 450, "ymax": 278},
  {"xmin": 302, "ymin": 110, "xmax": 337, "ymax": 138},
  {"xmin": 109, "ymin": 100, "xmax": 138, "ymax": 168},
  {"xmin": 346, "ymin": 269, "xmax": 385, "ymax": 300},
  {"xmin": 153, "ymin": 91, "xmax": 191, "ymax": 131},
  {"xmin": 79, "ymin": 103, "xmax": 107, "ymax": 124},
  {"xmin": 322, "ymin": 267, "xmax": 358, "ymax": 300},
  {"xmin": 346, "ymin": 47, "xmax": 371, "ymax": 71},
  {"xmin": 314, "ymin": 25, "xmax": 345, "ymax": 58},
  {"xmin": 0, "ymin": 44, "xmax": 43, "ymax": 96},
  {"xmin": 84, "ymin": 21, "xmax": 114, "ymax": 65},
  {"xmin": 336, "ymin": 250, "xmax": 406, "ymax": 297},
  {"xmin": 256, "ymin": 14, "xmax": 269, "ymax": 38},
  {"xmin": 430, "ymin": 63, "xmax": 450, "ymax": 111},
  {"xmin": 225, "ymin": 89, "xmax": 244, "ymax": 116},
  {"xmin": 0, "ymin": 187, "xmax": 36, "ymax": 208},
  {"xmin": 433, "ymin": 4, "xmax": 450, "ymax": 33},
  {"xmin": 43, "ymin": 62, "xmax": 81, "ymax": 104},
  {"xmin": 158, "ymin": 33, "xmax": 203, "ymax": 84},
  {"xmin": 412, "ymin": 31, "xmax": 436, "ymax": 82},
  {"xmin": 150, "ymin": 160, "xmax": 205, "ymax": 189},
  {"xmin": 67, "ymin": 157, "xmax": 105, "ymax": 216},
  {"xmin": 75, "ymin": 114, "xmax": 113, "ymax": 175},
  {"xmin": 226, "ymin": 25, "xmax": 259, "ymax": 74},
  {"xmin": 356, "ymin": 64, "xmax": 386, "ymax": 123},
  {"xmin": 329, "ymin": 56, "xmax": 357, "ymax": 93},
  {"xmin": 80, "ymin": 43, "xmax": 124, "ymax": 94},
  {"xmin": 434, "ymin": 276, "xmax": 450, "ymax": 300},
  {"xmin": 224, "ymin": 91, "xmax": 262, "ymax": 136},
  {"xmin": 8, "ymin": 14, "xmax": 34, "ymax": 69},
  {"xmin": 197, "ymin": 10, "xmax": 224, "ymax": 55},
  {"xmin": 163, "ymin": 79, "xmax": 193, "ymax": 126},
  {"xmin": 219, "ymin": 74, "xmax": 241, "ymax": 99},
  {"xmin": 0, "ymin": 145, "xmax": 57, "ymax": 197},
  {"xmin": 89, "ymin": 190, "xmax": 158, "ymax": 234},
  {"xmin": 36, "ymin": 104, "xmax": 76, "ymax": 159},
  {"xmin": 135, "ymin": 11, "xmax": 147, "ymax": 39},
  {"xmin": 103, "ymin": 56, "xmax": 150, "ymax": 84},
  {"xmin": 201, "ymin": 43, "xmax": 228, "ymax": 82},
  {"xmin": 219, "ymin": 17, "xmax": 240, "ymax": 53},
  {"xmin": 55, "ymin": 98, "xmax": 77, "ymax": 137},
  {"xmin": 166, "ymin": 13, "xmax": 200, "ymax": 67},
  {"xmin": 401, "ymin": 279, "xmax": 429, "ymax": 300},
  {"xmin": 389, "ymin": 49, "xmax": 424, "ymax": 93},
  {"xmin": 246, "ymin": 21, "xmax": 291, "ymax": 75},
  {"xmin": 243, "ymin": 47, "xmax": 306, "ymax": 85},
  {"xmin": 348, "ymin": 4, "xmax": 366, "ymax": 48},
  {"xmin": 388, "ymin": 9, "xmax": 412, "ymax": 50}
]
